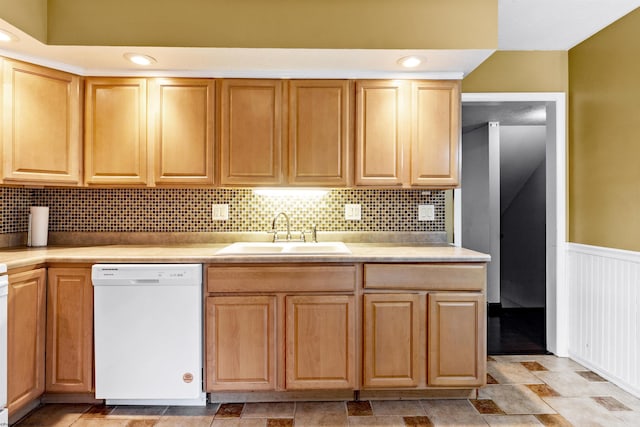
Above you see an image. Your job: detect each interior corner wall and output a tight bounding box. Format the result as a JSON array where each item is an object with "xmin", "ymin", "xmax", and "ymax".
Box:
[
  {"xmin": 462, "ymin": 51, "xmax": 569, "ymax": 93},
  {"xmin": 0, "ymin": 0, "xmax": 47, "ymax": 42},
  {"xmin": 569, "ymin": 7, "xmax": 640, "ymax": 252}
]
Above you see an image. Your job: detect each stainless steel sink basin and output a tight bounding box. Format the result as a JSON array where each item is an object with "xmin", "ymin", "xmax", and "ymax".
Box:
[{"xmin": 215, "ymin": 241, "xmax": 351, "ymax": 255}]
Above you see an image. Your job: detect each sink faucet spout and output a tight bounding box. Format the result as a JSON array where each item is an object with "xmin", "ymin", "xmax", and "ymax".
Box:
[{"xmin": 271, "ymin": 212, "xmax": 292, "ymax": 242}]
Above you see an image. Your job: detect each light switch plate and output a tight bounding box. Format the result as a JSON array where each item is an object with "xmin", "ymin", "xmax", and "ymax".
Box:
[
  {"xmin": 345, "ymin": 204, "xmax": 361, "ymax": 221},
  {"xmin": 212, "ymin": 204, "xmax": 229, "ymax": 221},
  {"xmin": 418, "ymin": 204, "xmax": 435, "ymax": 221}
]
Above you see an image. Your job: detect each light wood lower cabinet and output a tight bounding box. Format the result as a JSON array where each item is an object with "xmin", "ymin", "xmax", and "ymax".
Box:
[
  {"xmin": 206, "ymin": 296, "xmax": 276, "ymax": 391},
  {"xmin": 362, "ymin": 293, "xmax": 421, "ymax": 388},
  {"xmin": 428, "ymin": 292, "xmax": 485, "ymax": 387},
  {"xmin": 7, "ymin": 268, "xmax": 46, "ymax": 415},
  {"xmin": 45, "ymin": 268, "xmax": 93, "ymax": 393},
  {"xmin": 285, "ymin": 295, "xmax": 355, "ymax": 390}
]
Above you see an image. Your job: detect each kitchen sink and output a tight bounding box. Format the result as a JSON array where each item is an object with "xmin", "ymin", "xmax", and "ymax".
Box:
[{"xmin": 215, "ymin": 241, "xmax": 351, "ymax": 255}]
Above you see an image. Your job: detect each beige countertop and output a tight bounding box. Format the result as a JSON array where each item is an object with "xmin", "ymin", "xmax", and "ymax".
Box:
[{"xmin": 0, "ymin": 243, "xmax": 490, "ymax": 271}]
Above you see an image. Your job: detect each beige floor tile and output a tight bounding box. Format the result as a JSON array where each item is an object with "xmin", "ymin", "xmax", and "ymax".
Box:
[
  {"xmin": 126, "ymin": 421, "xmax": 157, "ymax": 427},
  {"xmin": 533, "ymin": 371, "xmax": 613, "ymax": 397},
  {"xmin": 347, "ymin": 415, "xmax": 406, "ymax": 426},
  {"xmin": 611, "ymin": 411, "xmax": 640, "ymax": 425},
  {"xmin": 370, "ymin": 400, "xmax": 425, "ymax": 416},
  {"xmin": 154, "ymin": 415, "xmax": 216, "ymax": 427},
  {"xmin": 70, "ymin": 420, "xmax": 132, "ymax": 427},
  {"xmin": 483, "ymin": 414, "xmax": 544, "ymax": 426},
  {"xmin": 533, "ymin": 414, "xmax": 573, "ymax": 427},
  {"xmin": 591, "ymin": 396, "xmax": 631, "ymax": 411},
  {"xmin": 420, "ymin": 399, "xmax": 488, "ymax": 426},
  {"xmin": 17, "ymin": 403, "xmax": 91, "ymax": 426},
  {"xmin": 542, "ymin": 396, "xmax": 628, "ymax": 426},
  {"xmin": 487, "ymin": 361, "xmax": 544, "ymax": 384},
  {"xmin": 241, "ymin": 402, "xmax": 294, "ymax": 419},
  {"xmin": 587, "ymin": 382, "xmax": 640, "ymax": 411},
  {"xmin": 294, "ymin": 402, "xmax": 348, "ymax": 426},
  {"xmin": 108, "ymin": 406, "xmax": 167, "ymax": 419},
  {"xmin": 478, "ymin": 385, "xmax": 556, "ymax": 415},
  {"xmin": 211, "ymin": 418, "xmax": 267, "ymax": 427},
  {"xmin": 529, "ymin": 356, "xmax": 585, "ymax": 372}
]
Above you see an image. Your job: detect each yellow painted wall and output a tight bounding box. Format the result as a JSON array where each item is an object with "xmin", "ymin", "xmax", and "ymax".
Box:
[
  {"xmin": 569, "ymin": 8, "xmax": 640, "ymax": 252},
  {"xmin": 0, "ymin": 0, "xmax": 47, "ymax": 42},
  {"xmin": 462, "ymin": 51, "xmax": 568, "ymax": 93},
  {"xmin": 42, "ymin": 0, "xmax": 497, "ymax": 49}
]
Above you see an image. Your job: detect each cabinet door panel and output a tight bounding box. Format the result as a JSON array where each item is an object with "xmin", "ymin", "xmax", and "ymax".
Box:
[
  {"xmin": 220, "ymin": 79, "xmax": 283, "ymax": 185},
  {"xmin": 206, "ymin": 296, "xmax": 276, "ymax": 391},
  {"xmin": 7, "ymin": 269, "xmax": 46, "ymax": 414},
  {"xmin": 410, "ymin": 81, "xmax": 460, "ymax": 187},
  {"xmin": 428, "ymin": 293, "xmax": 485, "ymax": 386},
  {"xmin": 2, "ymin": 60, "xmax": 81, "ymax": 184},
  {"xmin": 289, "ymin": 80, "xmax": 350, "ymax": 186},
  {"xmin": 286, "ymin": 295, "xmax": 355, "ymax": 390},
  {"xmin": 85, "ymin": 78, "xmax": 147, "ymax": 185},
  {"xmin": 363, "ymin": 294, "xmax": 421, "ymax": 388},
  {"xmin": 46, "ymin": 268, "xmax": 93, "ymax": 393},
  {"xmin": 355, "ymin": 80, "xmax": 408, "ymax": 186},
  {"xmin": 149, "ymin": 78, "xmax": 215, "ymax": 185}
]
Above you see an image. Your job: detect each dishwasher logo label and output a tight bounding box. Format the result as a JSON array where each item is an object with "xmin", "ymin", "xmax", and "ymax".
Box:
[{"xmin": 183, "ymin": 373, "xmax": 194, "ymax": 383}]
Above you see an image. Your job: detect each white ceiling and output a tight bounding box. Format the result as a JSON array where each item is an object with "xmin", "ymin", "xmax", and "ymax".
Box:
[{"xmin": 0, "ymin": 1, "xmax": 639, "ymax": 77}]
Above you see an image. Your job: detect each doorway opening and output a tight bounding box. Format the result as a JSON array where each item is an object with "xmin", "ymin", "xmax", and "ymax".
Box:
[{"xmin": 454, "ymin": 93, "xmax": 567, "ymax": 356}]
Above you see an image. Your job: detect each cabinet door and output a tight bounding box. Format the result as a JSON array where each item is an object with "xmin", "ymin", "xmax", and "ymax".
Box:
[
  {"xmin": 288, "ymin": 80, "xmax": 351, "ymax": 186},
  {"xmin": 7, "ymin": 269, "xmax": 46, "ymax": 414},
  {"xmin": 285, "ymin": 295, "xmax": 355, "ymax": 390},
  {"xmin": 149, "ymin": 78, "xmax": 215, "ymax": 186},
  {"xmin": 2, "ymin": 60, "xmax": 81, "ymax": 184},
  {"xmin": 85, "ymin": 78, "xmax": 148, "ymax": 185},
  {"xmin": 355, "ymin": 80, "xmax": 409, "ymax": 186},
  {"xmin": 220, "ymin": 79, "xmax": 284, "ymax": 186},
  {"xmin": 45, "ymin": 268, "xmax": 93, "ymax": 393},
  {"xmin": 363, "ymin": 293, "xmax": 421, "ymax": 388},
  {"xmin": 428, "ymin": 292, "xmax": 485, "ymax": 387},
  {"xmin": 206, "ymin": 296, "xmax": 276, "ymax": 391},
  {"xmin": 410, "ymin": 81, "xmax": 460, "ymax": 187}
]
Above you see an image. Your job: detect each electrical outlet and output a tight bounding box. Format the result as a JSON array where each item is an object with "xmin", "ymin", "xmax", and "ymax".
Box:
[
  {"xmin": 418, "ymin": 204, "xmax": 435, "ymax": 221},
  {"xmin": 212, "ymin": 204, "xmax": 229, "ymax": 221},
  {"xmin": 345, "ymin": 204, "xmax": 361, "ymax": 221}
]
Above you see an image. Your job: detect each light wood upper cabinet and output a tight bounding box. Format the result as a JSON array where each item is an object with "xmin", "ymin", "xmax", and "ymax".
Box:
[
  {"xmin": 148, "ymin": 78, "xmax": 215, "ymax": 186},
  {"xmin": 45, "ymin": 268, "xmax": 93, "ymax": 393},
  {"xmin": 410, "ymin": 81, "xmax": 460, "ymax": 187},
  {"xmin": 84, "ymin": 77, "xmax": 148, "ymax": 185},
  {"xmin": 355, "ymin": 79, "xmax": 460, "ymax": 188},
  {"xmin": 362, "ymin": 293, "xmax": 422, "ymax": 388},
  {"xmin": 2, "ymin": 60, "xmax": 81, "ymax": 185},
  {"xmin": 205, "ymin": 296, "xmax": 276, "ymax": 391},
  {"xmin": 220, "ymin": 79, "xmax": 284, "ymax": 186},
  {"xmin": 7, "ymin": 268, "xmax": 46, "ymax": 415},
  {"xmin": 285, "ymin": 294, "xmax": 355, "ymax": 390},
  {"xmin": 355, "ymin": 80, "xmax": 408, "ymax": 186},
  {"xmin": 288, "ymin": 80, "xmax": 351, "ymax": 186},
  {"xmin": 428, "ymin": 292, "xmax": 485, "ymax": 387}
]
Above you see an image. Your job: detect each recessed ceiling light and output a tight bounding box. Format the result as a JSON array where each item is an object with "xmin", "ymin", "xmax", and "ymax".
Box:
[
  {"xmin": 123, "ymin": 53, "xmax": 157, "ymax": 66},
  {"xmin": 397, "ymin": 56, "xmax": 422, "ymax": 68},
  {"xmin": 0, "ymin": 29, "xmax": 18, "ymax": 42}
]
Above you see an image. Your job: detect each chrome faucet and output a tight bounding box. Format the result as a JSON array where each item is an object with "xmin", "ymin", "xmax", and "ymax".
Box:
[{"xmin": 271, "ymin": 212, "xmax": 292, "ymax": 242}]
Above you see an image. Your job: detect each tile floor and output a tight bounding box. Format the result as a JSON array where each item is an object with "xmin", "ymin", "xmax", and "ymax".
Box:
[{"xmin": 13, "ymin": 355, "xmax": 640, "ymax": 426}]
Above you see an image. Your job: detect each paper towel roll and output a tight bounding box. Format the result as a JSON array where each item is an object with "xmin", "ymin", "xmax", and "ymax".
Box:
[{"xmin": 29, "ymin": 206, "xmax": 49, "ymax": 247}]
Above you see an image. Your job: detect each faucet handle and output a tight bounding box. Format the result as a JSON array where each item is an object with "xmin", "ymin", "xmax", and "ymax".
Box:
[
  {"xmin": 267, "ymin": 229, "xmax": 279, "ymax": 242},
  {"xmin": 310, "ymin": 224, "xmax": 318, "ymax": 243}
]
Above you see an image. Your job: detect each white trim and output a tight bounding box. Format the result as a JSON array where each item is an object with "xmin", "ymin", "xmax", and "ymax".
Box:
[
  {"xmin": 457, "ymin": 92, "xmax": 568, "ymax": 356},
  {"xmin": 568, "ymin": 242, "xmax": 640, "ymax": 263}
]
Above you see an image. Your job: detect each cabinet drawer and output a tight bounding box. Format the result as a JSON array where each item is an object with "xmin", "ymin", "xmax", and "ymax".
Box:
[
  {"xmin": 208, "ymin": 264, "xmax": 357, "ymax": 293},
  {"xmin": 364, "ymin": 263, "xmax": 485, "ymax": 291}
]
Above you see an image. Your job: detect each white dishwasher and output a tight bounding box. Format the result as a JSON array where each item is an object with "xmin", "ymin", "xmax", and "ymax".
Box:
[{"xmin": 92, "ymin": 264, "xmax": 205, "ymax": 406}]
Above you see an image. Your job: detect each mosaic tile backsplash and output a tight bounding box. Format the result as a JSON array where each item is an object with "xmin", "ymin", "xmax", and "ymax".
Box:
[{"xmin": 1, "ymin": 188, "xmax": 445, "ymax": 234}]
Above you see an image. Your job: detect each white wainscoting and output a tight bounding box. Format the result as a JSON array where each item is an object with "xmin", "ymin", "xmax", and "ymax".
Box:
[{"xmin": 567, "ymin": 243, "xmax": 640, "ymax": 397}]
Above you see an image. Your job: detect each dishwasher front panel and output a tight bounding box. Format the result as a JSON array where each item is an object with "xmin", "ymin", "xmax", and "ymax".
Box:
[{"xmin": 93, "ymin": 264, "xmax": 204, "ymax": 405}]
